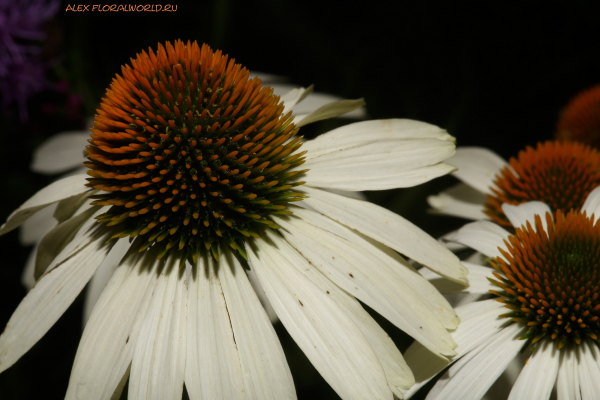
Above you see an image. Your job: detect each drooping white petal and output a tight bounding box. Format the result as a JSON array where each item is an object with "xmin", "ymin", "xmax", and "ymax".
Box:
[
  {"xmin": 0, "ymin": 216, "xmax": 111, "ymax": 374},
  {"xmin": 0, "ymin": 174, "xmax": 90, "ymax": 236},
  {"xmin": 18, "ymin": 202, "xmax": 58, "ymax": 245},
  {"xmin": 274, "ymin": 211, "xmax": 456, "ymax": 357},
  {"xmin": 302, "ymin": 119, "xmax": 454, "ymax": 160},
  {"xmin": 54, "ymin": 189, "xmax": 97, "ymax": 223},
  {"xmin": 30, "ymin": 131, "xmax": 89, "ymax": 174},
  {"xmin": 507, "ymin": 341, "xmax": 558, "ymax": 400},
  {"xmin": 302, "ymin": 138, "xmax": 456, "ymax": 191},
  {"xmin": 83, "ymin": 238, "xmax": 131, "ymax": 325},
  {"xmin": 301, "ymin": 186, "xmax": 468, "ymax": 284},
  {"xmin": 578, "ymin": 341, "xmax": 600, "ymax": 399},
  {"xmin": 501, "ymin": 202, "xmax": 552, "ymax": 232},
  {"xmin": 582, "ymin": 186, "xmax": 600, "ymax": 223},
  {"xmin": 246, "ymin": 267, "xmax": 279, "ymax": 323},
  {"xmin": 35, "ymin": 206, "xmax": 100, "ymax": 280},
  {"xmin": 402, "ymin": 299, "xmax": 507, "ymax": 398},
  {"xmin": 129, "ymin": 255, "xmax": 187, "ymax": 400},
  {"xmin": 280, "ymin": 86, "xmax": 314, "ymax": 115},
  {"xmin": 427, "ymin": 182, "xmax": 487, "ymax": 220},
  {"xmin": 295, "ymin": 98, "xmax": 366, "ymax": 128},
  {"xmin": 447, "ymin": 147, "xmax": 508, "ymax": 194},
  {"xmin": 289, "ymin": 206, "xmax": 458, "ymax": 329},
  {"xmin": 248, "ymin": 231, "xmax": 393, "ymax": 400},
  {"xmin": 185, "ymin": 253, "xmax": 245, "ymax": 400},
  {"xmin": 361, "ymin": 233, "xmax": 458, "ymax": 330},
  {"xmin": 449, "ymin": 220, "xmax": 510, "ymax": 259},
  {"xmin": 295, "ymin": 92, "xmax": 366, "ymax": 119},
  {"xmin": 428, "ymin": 323, "xmax": 526, "ymax": 400},
  {"xmin": 419, "ymin": 262, "xmax": 495, "ymax": 295},
  {"xmin": 217, "ymin": 248, "xmax": 296, "ymax": 399},
  {"xmin": 261, "ymin": 227, "xmax": 413, "ymax": 396},
  {"xmin": 65, "ymin": 249, "xmax": 161, "ymax": 400},
  {"xmin": 557, "ymin": 348, "xmax": 581, "ymax": 400}
]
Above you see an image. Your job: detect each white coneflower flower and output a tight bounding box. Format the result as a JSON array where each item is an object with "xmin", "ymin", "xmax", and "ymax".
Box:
[
  {"xmin": 428, "ymin": 140, "xmax": 600, "ymax": 224},
  {"xmin": 0, "ymin": 40, "xmax": 466, "ymax": 400},
  {"xmin": 21, "ymin": 72, "xmax": 367, "ymax": 321},
  {"xmin": 404, "ymin": 188, "xmax": 600, "ymax": 399}
]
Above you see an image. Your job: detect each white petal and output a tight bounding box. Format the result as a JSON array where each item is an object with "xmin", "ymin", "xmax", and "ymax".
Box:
[
  {"xmin": 295, "ymin": 98, "xmax": 366, "ymax": 128},
  {"xmin": 438, "ymin": 229, "xmax": 469, "ymax": 252},
  {"xmin": 246, "ymin": 267, "xmax": 279, "ymax": 323},
  {"xmin": 277, "ymin": 232, "xmax": 414, "ymax": 396},
  {"xmin": 402, "ymin": 299, "xmax": 507, "ymax": 398},
  {"xmin": 578, "ymin": 341, "xmax": 600, "ymax": 400},
  {"xmin": 502, "ymin": 201, "xmax": 552, "ymax": 231},
  {"xmin": 427, "ymin": 183, "xmax": 487, "ymax": 220},
  {"xmin": 581, "ymin": 186, "xmax": 600, "ymax": 223},
  {"xmin": 289, "ymin": 206, "xmax": 458, "ymax": 329},
  {"xmin": 218, "ymin": 248, "xmax": 296, "ymax": 399},
  {"xmin": 249, "ymin": 231, "xmax": 393, "ymax": 400},
  {"xmin": 280, "ymin": 86, "xmax": 313, "ymax": 115},
  {"xmin": 30, "ymin": 131, "xmax": 89, "ymax": 174},
  {"xmin": 557, "ymin": 348, "xmax": 581, "ymax": 400},
  {"xmin": 274, "ymin": 211, "xmax": 456, "ymax": 357},
  {"xmin": 18, "ymin": 202, "xmax": 58, "ymax": 245},
  {"xmin": 83, "ymin": 238, "xmax": 131, "ymax": 326},
  {"xmin": 265, "ymin": 217, "xmax": 414, "ymax": 395},
  {"xmin": 65, "ymin": 249, "xmax": 161, "ymax": 400},
  {"xmin": 295, "ymin": 92, "xmax": 366, "ymax": 119},
  {"xmin": 0, "ymin": 216, "xmax": 111, "ymax": 373},
  {"xmin": 54, "ymin": 189, "xmax": 97, "ymax": 223},
  {"xmin": 508, "ymin": 341, "xmax": 558, "ymax": 400},
  {"xmin": 362, "ymin": 234, "xmax": 458, "ymax": 330},
  {"xmin": 448, "ymin": 147, "xmax": 508, "ymax": 194},
  {"xmin": 185, "ymin": 254, "xmax": 245, "ymax": 400},
  {"xmin": 129, "ymin": 254, "xmax": 187, "ymax": 400},
  {"xmin": 301, "ymin": 186, "xmax": 468, "ymax": 284},
  {"xmin": 419, "ymin": 262, "xmax": 495, "ymax": 294},
  {"xmin": 303, "ymin": 138, "xmax": 456, "ymax": 191},
  {"xmin": 430, "ymin": 323, "xmax": 526, "ymax": 400},
  {"xmin": 449, "ymin": 220, "xmax": 510, "ymax": 259},
  {"xmin": 0, "ymin": 174, "xmax": 90, "ymax": 236},
  {"xmin": 302, "ymin": 120, "xmax": 453, "ymax": 160},
  {"xmin": 35, "ymin": 206, "xmax": 100, "ymax": 280}
]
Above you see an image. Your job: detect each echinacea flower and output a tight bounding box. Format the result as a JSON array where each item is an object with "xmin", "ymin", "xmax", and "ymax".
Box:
[
  {"xmin": 428, "ymin": 140, "xmax": 600, "ymax": 225},
  {"xmin": 404, "ymin": 190, "xmax": 600, "ymax": 400},
  {"xmin": 21, "ymin": 73, "xmax": 367, "ymax": 324},
  {"xmin": 0, "ymin": 40, "xmax": 466, "ymax": 400},
  {"xmin": 556, "ymin": 84, "xmax": 600, "ymax": 147}
]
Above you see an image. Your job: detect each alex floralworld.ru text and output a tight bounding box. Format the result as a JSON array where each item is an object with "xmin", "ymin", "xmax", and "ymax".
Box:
[{"xmin": 65, "ymin": 4, "xmax": 177, "ymax": 12}]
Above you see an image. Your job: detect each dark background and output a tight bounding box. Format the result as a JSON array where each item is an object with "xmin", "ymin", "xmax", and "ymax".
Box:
[{"xmin": 1, "ymin": 1, "xmax": 599, "ymax": 399}]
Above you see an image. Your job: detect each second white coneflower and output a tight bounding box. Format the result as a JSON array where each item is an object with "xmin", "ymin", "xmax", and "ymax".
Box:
[{"xmin": 0, "ymin": 40, "xmax": 466, "ymax": 400}]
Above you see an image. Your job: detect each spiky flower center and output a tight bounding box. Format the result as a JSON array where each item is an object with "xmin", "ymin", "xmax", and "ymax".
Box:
[
  {"xmin": 556, "ymin": 84, "xmax": 600, "ymax": 147},
  {"xmin": 86, "ymin": 40, "xmax": 307, "ymax": 261},
  {"xmin": 485, "ymin": 140, "xmax": 600, "ymax": 226},
  {"xmin": 490, "ymin": 210, "xmax": 600, "ymax": 348}
]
